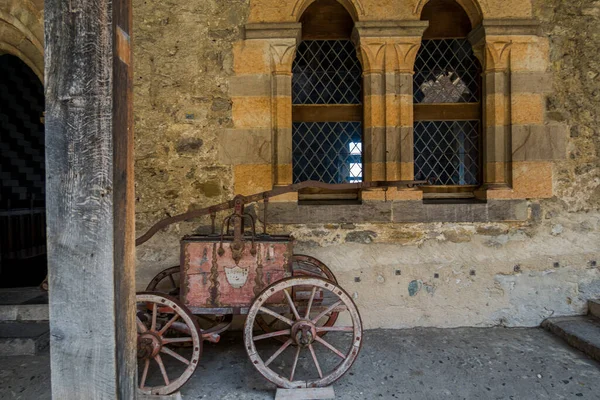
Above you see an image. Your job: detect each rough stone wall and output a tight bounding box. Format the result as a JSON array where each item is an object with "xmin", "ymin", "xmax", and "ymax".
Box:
[
  {"xmin": 533, "ymin": 0, "xmax": 600, "ymax": 212},
  {"xmin": 133, "ymin": 0, "xmax": 600, "ymax": 329},
  {"xmin": 133, "ymin": 0, "xmax": 249, "ymax": 262}
]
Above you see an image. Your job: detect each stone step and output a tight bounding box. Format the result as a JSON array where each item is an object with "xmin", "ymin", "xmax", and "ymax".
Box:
[
  {"xmin": 541, "ymin": 315, "xmax": 600, "ymax": 363},
  {"xmin": 0, "ymin": 287, "xmax": 47, "ymax": 305},
  {"xmin": 0, "ymin": 286, "xmax": 48, "ymax": 322},
  {"xmin": 0, "ymin": 304, "xmax": 48, "ymax": 321},
  {"xmin": 0, "ymin": 322, "xmax": 49, "ymax": 356},
  {"xmin": 590, "ymin": 300, "xmax": 600, "ymax": 319}
]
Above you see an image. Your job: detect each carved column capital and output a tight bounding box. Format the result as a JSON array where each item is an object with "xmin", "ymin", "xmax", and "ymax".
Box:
[
  {"xmin": 470, "ymin": 38, "xmax": 513, "ymax": 72},
  {"xmin": 352, "ymin": 20, "xmax": 428, "ymax": 74},
  {"xmin": 270, "ymin": 41, "xmax": 298, "ymax": 76}
]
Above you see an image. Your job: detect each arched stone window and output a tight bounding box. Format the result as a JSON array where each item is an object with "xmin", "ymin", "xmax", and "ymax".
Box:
[
  {"xmin": 414, "ymin": 0, "xmax": 482, "ymax": 198},
  {"xmin": 292, "ymin": 0, "xmax": 363, "ymax": 202}
]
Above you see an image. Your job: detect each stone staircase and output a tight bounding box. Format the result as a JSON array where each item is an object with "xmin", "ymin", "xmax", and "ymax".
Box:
[
  {"xmin": 0, "ymin": 287, "xmax": 49, "ymax": 356},
  {"xmin": 542, "ymin": 299, "xmax": 600, "ymax": 363}
]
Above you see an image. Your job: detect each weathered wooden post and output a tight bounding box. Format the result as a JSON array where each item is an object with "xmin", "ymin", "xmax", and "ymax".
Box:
[{"xmin": 44, "ymin": 0, "xmax": 136, "ymax": 397}]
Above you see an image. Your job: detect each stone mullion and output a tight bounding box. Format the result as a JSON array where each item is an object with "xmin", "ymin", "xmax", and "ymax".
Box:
[
  {"xmin": 469, "ymin": 31, "xmax": 514, "ymax": 193},
  {"xmin": 482, "ymin": 69, "xmax": 512, "ymax": 189},
  {"xmin": 363, "ymin": 71, "xmax": 386, "ymax": 182},
  {"xmin": 353, "ymin": 22, "xmax": 427, "ymax": 201},
  {"xmin": 270, "ymin": 40, "xmax": 299, "ymax": 192},
  {"xmin": 272, "ymin": 72, "xmax": 293, "ymax": 187}
]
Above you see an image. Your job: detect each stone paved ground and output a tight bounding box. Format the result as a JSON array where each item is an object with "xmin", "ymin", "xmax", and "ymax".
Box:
[{"xmin": 1, "ymin": 328, "xmax": 600, "ymax": 399}]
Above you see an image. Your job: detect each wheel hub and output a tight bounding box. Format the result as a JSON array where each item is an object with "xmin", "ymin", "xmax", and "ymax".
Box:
[
  {"xmin": 137, "ymin": 332, "xmax": 162, "ymax": 360},
  {"xmin": 291, "ymin": 320, "xmax": 317, "ymax": 348}
]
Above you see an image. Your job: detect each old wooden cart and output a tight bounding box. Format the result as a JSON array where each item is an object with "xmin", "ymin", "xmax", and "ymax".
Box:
[{"xmin": 135, "ymin": 180, "xmax": 426, "ymax": 395}]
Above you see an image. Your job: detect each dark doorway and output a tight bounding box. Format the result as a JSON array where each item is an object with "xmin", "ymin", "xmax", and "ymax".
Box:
[{"xmin": 0, "ymin": 54, "xmax": 47, "ymax": 288}]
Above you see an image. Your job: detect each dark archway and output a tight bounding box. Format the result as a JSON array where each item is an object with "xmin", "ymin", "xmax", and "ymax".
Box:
[{"xmin": 0, "ymin": 54, "xmax": 47, "ymax": 288}]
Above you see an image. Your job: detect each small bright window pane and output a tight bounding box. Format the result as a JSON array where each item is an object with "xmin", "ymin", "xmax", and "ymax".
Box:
[
  {"xmin": 349, "ymin": 162, "xmax": 362, "ymax": 182},
  {"xmin": 349, "ymin": 142, "xmax": 362, "ymax": 155}
]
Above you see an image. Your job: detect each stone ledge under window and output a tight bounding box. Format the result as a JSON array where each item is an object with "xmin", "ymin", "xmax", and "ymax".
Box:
[{"xmin": 258, "ymin": 200, "xmax": 528, "ymax": 224}]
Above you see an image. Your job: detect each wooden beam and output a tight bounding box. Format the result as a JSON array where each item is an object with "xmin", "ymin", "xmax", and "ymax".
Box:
[
  {"xmin": 45, "ymin": 0, "xmax": 136, "ymax": 397},
  {"xmin": 414, "ymin": 103, "xmax": 481, "ymax": 121},
  {"xmin": 293, "ymin": 105, "xmax": 363, "ymax": 122}
]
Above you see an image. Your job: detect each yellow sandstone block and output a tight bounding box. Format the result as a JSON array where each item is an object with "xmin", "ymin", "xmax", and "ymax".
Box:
[
  {"xmin": 364, "ymin": 95, "xmax": 385, "ymax": 128},
  {"xmin": 232, "ymin": 96, "xmax": 271, "ymax": 128},
  {"xmin": 485, "ymin": 161, "xmax": 553, "ymax": 199},
  {"xmin": 511, "ymin": 94, "xmax": 544, "ymax": 125},
  {"xmin": 233, "ymin": 41, "xmax": 271, "ymax": 74},
  {"xmin": 485, "ymin": 93, "xmax": 508, "ymax": 126},
  {"xmin": 508, "ymin": 39, "xmax": 550, "ymax": 72},
  {"xmin": 234, "ymin": 164, "xmax": 273, "ymax": 196}
]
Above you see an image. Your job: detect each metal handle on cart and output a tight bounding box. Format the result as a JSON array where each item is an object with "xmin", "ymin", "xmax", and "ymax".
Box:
[
  {"xmin": 135, "ymin": 179, "xmax": 431, "ymax": 247},
  {"xmin": 218, "ymin": 211, "xmax": 257, "ymax": 263}
]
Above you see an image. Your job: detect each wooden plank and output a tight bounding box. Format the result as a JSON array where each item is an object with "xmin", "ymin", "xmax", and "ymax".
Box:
[
  {"xmin": 293, "ymin": 105, "xmax": 362, "ymax": 122},
  {"xmin": 414, "ymin": 103, "xmax": 480, "ymax": 121},
  {"xmin": 275, "ymin": 387, "xmax": 335, "ymax": 400},
  {"xmin": 44, "ymin": 0, "xmax": 136, "ymax": 397}
]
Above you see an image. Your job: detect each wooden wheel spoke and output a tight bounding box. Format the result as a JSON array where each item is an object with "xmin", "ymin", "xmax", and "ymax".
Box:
[
  {"xmin": 151, "ymin": 303, "xmax": 158, "ymax": 332},
  {"xmin": 168, "ymin": 274, "xmax": 177, "ymax": 288},
  {"xmin": 253, "ymin": 329, "xmax": 291, "ymax": 341},
  {"xmin": 136, "ymin": 316, "xmax": 147, "ymax": 333},
  {"xmin": 308, "ymin": 344, "xmax": 323, "ymax": 378},
  {"xmin": 259, "ymin": 307, "xmax": 294, "ymax": 326},
  {"xmin": 162, "ymin": 337, "xmax": 193, "ymax": 344},
  {"xmin": 290, "ymin": 345, "xmax": 301, "ymax": 381},
  {"xmin": 305, "ymin": 286, "xmax": 318, "ymax": 319},
  {"xmin": 159, "ymin": 314, "xmax": 180, "ymax": 336},
  {"xmin": 311, "ymin": 300, "xmax": 342, "ymax": 324},
  {"xmin": 316, "ymin": 326, "xmax": 353, "ymax": 333},
  {"xmin": 265, "ymin": 338, "xmax": 293, "ymax": 367},
  {"xmin": 314, "ymin": 336, "xmax": 346, "ymax": 360},
  {"xmin": 154, "ymin": 354, "xmax": 170, "ymax": 386},
  {"xmin": 161, "ymin": 346, "xmax": 190, "ymax": 366},
  {"xmin": 140, "ymin": 359, "xmax": 149, "ymax": 389},
  {"xmin": 283, "ymin": 289, "xmax": 301, "ymax": 321}
]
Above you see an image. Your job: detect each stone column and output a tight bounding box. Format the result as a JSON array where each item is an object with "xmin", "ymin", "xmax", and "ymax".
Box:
[
  {"xmin": 353, "ymin": 21, "xmax": 428, "ymax": 200},
  {"xmin": 470, "ymin": 28, "xmax": 514, "ymax": 192}
]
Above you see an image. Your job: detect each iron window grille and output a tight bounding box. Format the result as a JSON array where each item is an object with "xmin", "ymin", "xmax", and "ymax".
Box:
[
  {"xmin": 292, "ymin": 40, "xmax": 362, "ymax": 105},
  {"xmin": 414, "ymin": 120, "xmax": 480, "ymax": 185},
  {"xmin": 292, "ymin": 40, "xmax": 363, "ymax": 186},
  {"xmin": 292, "ymin": 122, "xmax": 362, "ymax": 184},
  {"xmin": 413, "ymin": 39, "xmax": 481, "ymax": 187},
  {"xmin": 413, "ymin": 39, "xmax": 480, "ymax": 104}
]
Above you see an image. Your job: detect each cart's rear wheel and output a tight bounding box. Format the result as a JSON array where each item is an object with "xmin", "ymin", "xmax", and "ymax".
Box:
[
  {"xmin": 255, "ymin": 255, "xmax": 339, "ymax": 339},
  {"xmin": 244, "ymin": 277, "xmax": 362, "ymax": 389},
  {"xmin": 146, "ymin": 266, "xmax": 180, "ymax": 296},
  {"xmin": 146, "ymin": 266, "xmax": 232, "ymax": 335},
  {"xmin": 136, "ymin": 292, "xmax": 201, "ymax": 396}
]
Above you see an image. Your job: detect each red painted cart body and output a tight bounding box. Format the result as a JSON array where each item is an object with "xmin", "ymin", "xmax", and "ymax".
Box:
[{"xmin": 180, "ymin": 235, "xmax": 293, "ymax": 314}]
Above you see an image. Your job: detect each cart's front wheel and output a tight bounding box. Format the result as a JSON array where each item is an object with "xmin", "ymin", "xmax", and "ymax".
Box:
[
  {"xmin": 244, "ymin": 277, "xmax": 362, "ymax": 388},
  {"xmin": 136, "ymin": 292, "xmax": 201, "ymax": 396}
]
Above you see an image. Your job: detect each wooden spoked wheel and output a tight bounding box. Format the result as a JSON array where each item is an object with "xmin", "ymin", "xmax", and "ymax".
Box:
[
  {"xmin": 146, "ymin": 266, "xmax": 232, "ymax": 334},
  {"xmin": 255, "ymin": 255, "xmax": 339, "ymax": 339},
  {"xmin": 136, "ymin": 292, "xmax": 202, "ymax": 396},
  {"xmin": 244, "ymin": 277, "xmax": 362, "ymax": 389},
  {"xmin": 146, "ymin": 266, "xmax": 180, "ymax": 296}
]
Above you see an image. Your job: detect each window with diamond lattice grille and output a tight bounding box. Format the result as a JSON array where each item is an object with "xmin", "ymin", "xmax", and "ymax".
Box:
[
  {"xmin": 292, "ymin": 40, "xmax": 363, "ymax": 190},
  {"xmin": 413, "ymin": 5, "xmax": 482, "ymax": 194},
  {"xmin": 292, "ymin": 0, "xmax": 362, "ymax": 201}
]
